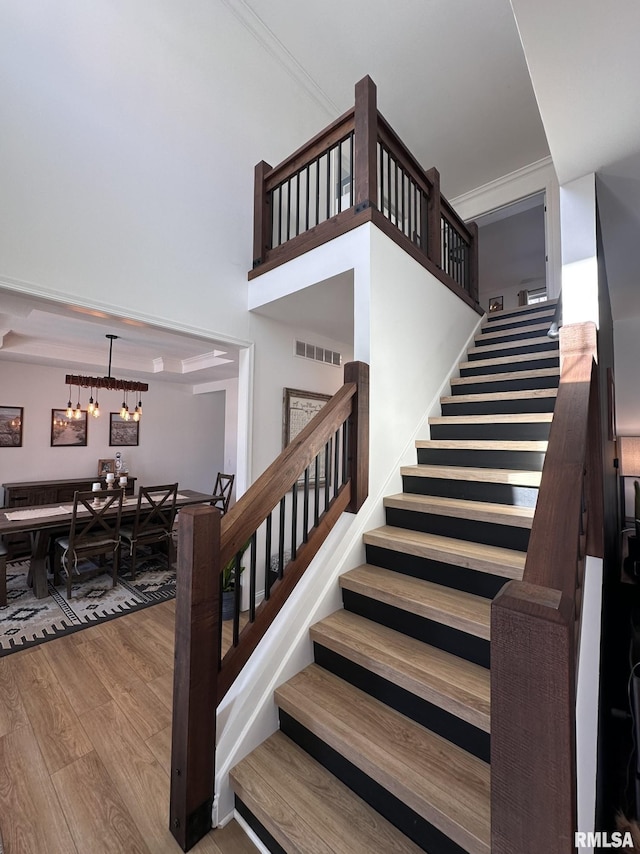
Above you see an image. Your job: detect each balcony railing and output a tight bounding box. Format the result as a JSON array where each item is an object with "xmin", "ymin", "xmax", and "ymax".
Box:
[{"xmin": 251, "ymin": 76, "xmax": 479, "ymax": 310}]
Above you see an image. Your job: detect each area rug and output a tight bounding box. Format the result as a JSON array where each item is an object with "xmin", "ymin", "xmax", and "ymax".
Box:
[{"xmin": 0, "ymin": 553, "xmax": 175, "ymax": 656}]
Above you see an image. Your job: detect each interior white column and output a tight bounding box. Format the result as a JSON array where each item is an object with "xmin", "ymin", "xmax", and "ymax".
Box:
[{"xmin": 560, "ymin": 173, "xmax": 599, "ymax": 327}]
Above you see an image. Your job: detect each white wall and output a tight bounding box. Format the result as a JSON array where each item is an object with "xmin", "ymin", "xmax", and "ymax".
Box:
[
  {"xmin": 0, "ymin": 361, "xmax": 224, "ymax": 501},
  {"xmin": 560, "ymin": 174, "xmax": 599, "ymax": 326},
  {"xmin": 213, "ymin": 223, "xmax": 481, "ymax": 823},
  {"xmin": 0, "ymin": 0, "xmax": 334, "ymax": 345}
]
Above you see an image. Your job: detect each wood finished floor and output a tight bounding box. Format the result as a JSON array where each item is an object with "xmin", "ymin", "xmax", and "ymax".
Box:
[{"xmin": 0, "ymin": 600, "xmax": 257, "ymax": 854}]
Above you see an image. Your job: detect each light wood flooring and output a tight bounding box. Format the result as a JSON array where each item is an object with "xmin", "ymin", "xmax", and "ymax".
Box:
[{"xmin": 0, "ymin": 600, "xmax": 257, "ymax": 854}]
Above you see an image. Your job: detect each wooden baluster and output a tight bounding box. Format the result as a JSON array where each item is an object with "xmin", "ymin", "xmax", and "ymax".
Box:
[
  {"xmin": 253, "ymin": 160, "xmax": 272, "ymax": 268},
  {"xmin": 170, "ymin": 505, "xmax": 220, "ymax": 851},
  {"xmin": 354, "ymin": 75, "xmax": 378, "ymax": 213}
]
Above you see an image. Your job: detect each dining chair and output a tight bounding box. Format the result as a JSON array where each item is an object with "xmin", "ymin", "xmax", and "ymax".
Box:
[
  {"xmin": 119, "ymin": 483, "xmax": 178, "ymax": 580},
  {"xmin": 0, "ymin": 540, "xmax": 7, "ymax": 607},
  {"xmin": 54, "ymin": 489, "xmax": 124, "ymax": 600},
  {"xmin": 210, "ymin": 472, "xmax": 235, "ymax": 515}
]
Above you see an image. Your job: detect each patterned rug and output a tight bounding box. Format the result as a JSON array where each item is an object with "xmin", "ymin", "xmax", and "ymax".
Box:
[{"xmin": 0, "ymin": 551, "xmax": 175, "ymax": 656}]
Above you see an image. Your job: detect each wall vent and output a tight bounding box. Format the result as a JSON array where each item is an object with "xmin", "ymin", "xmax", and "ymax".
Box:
[{"xmin": 295, "ymin": 339, "xmax": 341, "ymax": 367}]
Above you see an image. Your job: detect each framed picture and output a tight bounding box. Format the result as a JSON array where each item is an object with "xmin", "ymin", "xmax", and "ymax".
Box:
[
  {"xmin": 51, "ymin": 410, "xmax": 88, "ymax": 446},
  {"xmin": 109, "ymin": 413, "xmax": 139, "ymax": 446},
  {"xmin": 489, "ymin": 296, "xmax": 503, "ymax": 313},
  {"xmin": 283, "ymin": 388, "xmax": 331, "ymax": 484},
  {"xmin": 98, "ymin": 458, "xmax": 115, "ymax": 476},
  {"xmin": 0, "ymin": 406, "xmax": 23, "ymax": 447}
]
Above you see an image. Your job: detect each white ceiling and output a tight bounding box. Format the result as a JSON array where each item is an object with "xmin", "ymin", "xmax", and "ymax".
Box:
[
  {"xmin": 0, "ymin": 289, "xmax": 240, "ymax": 386},
  {"xmin": 2, "ymin": 0, "xmax": 640, "ymax": 359}
]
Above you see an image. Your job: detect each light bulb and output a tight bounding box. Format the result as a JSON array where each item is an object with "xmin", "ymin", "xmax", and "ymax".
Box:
[
  {"xmin": 87, "ymin": 396, "xmax": 94, "ymax": 414},
  {"xmin": 74, "ymin": 403, "xmax": 82, "ymax": 419},
  {"xmin": 93, "ymin": 401, "xmax": 100, "ymax": 418},
  {"xmin": 66, "ymin": 400, "xmax": 73, "ymax": 418},
  {"xmin": 120, "ymin": 400, "xmax": 127, "ymax": 419},
  {"xmin": 133, "ymin": 409, "xmax": 140, "ymax": 422}
]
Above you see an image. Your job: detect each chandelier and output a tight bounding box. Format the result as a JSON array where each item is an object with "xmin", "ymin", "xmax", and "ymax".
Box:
[{"xmin": 65, "ymin": 334, "xmax": 148, "ymax": 421}]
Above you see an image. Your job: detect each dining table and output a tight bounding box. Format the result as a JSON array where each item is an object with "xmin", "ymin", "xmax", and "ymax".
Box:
[{"xmin": 0, "ymin": 488, "xmax": 215, "ymax": 599}]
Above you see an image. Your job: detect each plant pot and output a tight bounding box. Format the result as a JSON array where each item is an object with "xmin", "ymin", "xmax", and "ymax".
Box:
[{"xmin": 221, "ymin": 590, "xmax": 235, "ymax": 621}]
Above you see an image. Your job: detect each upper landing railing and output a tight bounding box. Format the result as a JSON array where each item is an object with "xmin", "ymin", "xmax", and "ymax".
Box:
[{"xmin": 251, "ymin": 76, "xmax": 479, "ymax": 310}]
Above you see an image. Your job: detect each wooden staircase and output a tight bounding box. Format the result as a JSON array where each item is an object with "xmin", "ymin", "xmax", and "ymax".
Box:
[{"xmin": 230, "ymin": 300, "xmax": 559, "ymax": 853}]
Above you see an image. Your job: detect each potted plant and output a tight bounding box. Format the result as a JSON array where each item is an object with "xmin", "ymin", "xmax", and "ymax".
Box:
[{"xmin": 221, "ymin": 539, "xmax": 250, "ymax": 620}]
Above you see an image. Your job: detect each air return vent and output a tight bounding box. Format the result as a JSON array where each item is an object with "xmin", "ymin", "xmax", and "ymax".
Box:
[{"xmin": 295, "ymin": 339, "xmax": 342, "ymax": 367}]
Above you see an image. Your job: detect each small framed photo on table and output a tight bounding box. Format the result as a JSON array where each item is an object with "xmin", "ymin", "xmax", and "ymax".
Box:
[
  {"xmin": 98, "ymin": 459, "xmax": 115, "ymax": 476},
  {"xmin": 109, "ymin": 413, "xmax": 139, "ymax": 446},
  {"xmin": 488, "ymin": 296, "xmax": 503, "ymax": 313}
]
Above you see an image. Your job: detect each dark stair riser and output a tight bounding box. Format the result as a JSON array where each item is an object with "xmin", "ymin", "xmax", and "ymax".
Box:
[
  {"xmin": 484, "ymin": 302, "xmax": 556, "ymax": 323},
  {"xmin": 429, "ymin": 421, "xmax": 551, "ymax": 441},
  {"xmin": 279, "ymin": 711, "xmax": 467, "ymax": 854},
  {"xmin": 416, "ymin": 447, "xmax": 546, "ymax": 471},
  {"xmin": 467, "ymin": 340, "xmax": 558, "ymax": 361},
  {"xmin": 384, "ymin": 506, "xmax": 530, "ymax": 552},
  {"xmin": 441, "ymin": 397, "xmax": 555, "ymax": 416},
  {"xmin": 451, "ymin": 374, "xmax": 559, "ymax": 396},
  {"xmin": 482, "ymin": 313, "xmax": 555, "ymax": 333},
  {"xmin": 343, "ymin": 588, "xmax": 491, "ymax": 668},
  {"xmin": 235, "ymin": 799, "xmax": 287, "ymax": 854},
  {"xmin": 313, "ymin": 644, "xmax": 490, "ymax": 763},
  {"xmin": 402, "ymin": 474, "xmax": 539, "ymax": 507},
  {"xmin": 460, "ymin": 356, "xmax": 559, "ymax": 377},
  {"xmin": 476, "ymin": 326, "xmax": 550, "ymax": 346}
]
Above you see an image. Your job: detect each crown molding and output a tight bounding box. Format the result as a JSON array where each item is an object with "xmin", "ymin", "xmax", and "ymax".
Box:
[
  {"xmin": 218, "ymin": 0, "xmax": 338, "ymax": 118},
  {"xmin": 451, "ymin": 156, "xmax": 557, "ymax": 218}
]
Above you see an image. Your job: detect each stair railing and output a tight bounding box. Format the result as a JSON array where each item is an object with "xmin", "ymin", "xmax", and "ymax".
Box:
[
  {"xmin": 491, "ymin": 322, "xmax": 604, "ymax": 853},
  {"xmin": 169, "ymin": 361, "xmax": 369, "ymax": 851},
  {"xmin": 251, "ymin": 76, "xmax": 479, "ymax": 310}
]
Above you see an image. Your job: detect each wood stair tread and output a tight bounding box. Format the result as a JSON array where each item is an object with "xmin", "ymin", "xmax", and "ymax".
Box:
[
  {"xmin": 230, "ymin": 730, "xmax": 423, "ymax": 854},
  {"xmin": 441, "ymin": 388, "xmax": 557, "ymax": 404},
  {"xmin": 458, "ymin": 350, "xmax": 559, "ymax": 371},
  {"xmin": 383, "ymin": 492, "xmax": 534, "ymax": 528},
  {"xmin": 401, "ymin": 464, "xmax": 541, "ymax": 487},
  {"xmin": 363, "ymin": 526, "xmax": 525, "ymax": 579},
  {"xmin": 340, "ymin": 564, "xmax": 491, "ymax": 639},
  {"xmin": 475, "ymin": 322, "xmax": 549, "ymax": 342},
  {"xmin": 310, "ymin": 609, "xmax": 490, "ymax": 732},
  {"xmin": 451, "ymin": 367, "xmax": 558, "ymax": 386},
  {"xmin": 467, "ymin": 334, "xmax": 555, "ymax": 355},
  {"xmin": 429, "ymin": 413, "xmax": 553, "ymax": 425},
  {"xmin": 275, "ymin": 664, "xmax": 491, "ymax": 854},
  {"xmin": 415, "ymin": 439, "xmax": 548, "ymax": 452}
]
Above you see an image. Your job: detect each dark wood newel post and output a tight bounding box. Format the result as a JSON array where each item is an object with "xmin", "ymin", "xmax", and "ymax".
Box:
[
  {"xmin": 344, "ymin": 361, "xmax": 369, "ymax": 513},
  {"xmin": 170, "ymin": 505, "xmax": 221, "ymax": 851},
  {"xmin": 253, "ymin": 160, "xmax": 272, "ymax": 269},
  {"xmin": 354, "ymin": 76, "xmax": 378, "ymax": 213},
  {"xmin": 491, "ymin": 580, "xmax": 576, "ymax": 853},
  {"xmin": 425, "ymin": 166, "xmax": 441, "ymax": 268}
]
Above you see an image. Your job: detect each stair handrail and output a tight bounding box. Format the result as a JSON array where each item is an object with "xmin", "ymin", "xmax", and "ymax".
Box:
[
  {"xmin": 491, "ymin": 322, "xmax": 603, "ymax": 854},
  {"xmin": 169, "ymin": 360, "xmax": 369, "ymax": 851}
]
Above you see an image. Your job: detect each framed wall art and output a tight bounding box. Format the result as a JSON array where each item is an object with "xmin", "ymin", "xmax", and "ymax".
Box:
[
  {"xmin": 0, "ymin": 406, "xmax": 23, "ymax": 447},
  {"xmin": 283, "ymin": 388, "xmax": 331, "ymax": 484},
  {"xmin": 51, "ymin": 410, "xmax": 88, "ymax": 447},
  {"xmin": 109, "ymin": 413, "xmax": 139, "ymax": 447},
  {"xmin": 488, "ymin": 296, "xmax": 503, "ymax": 313}
]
